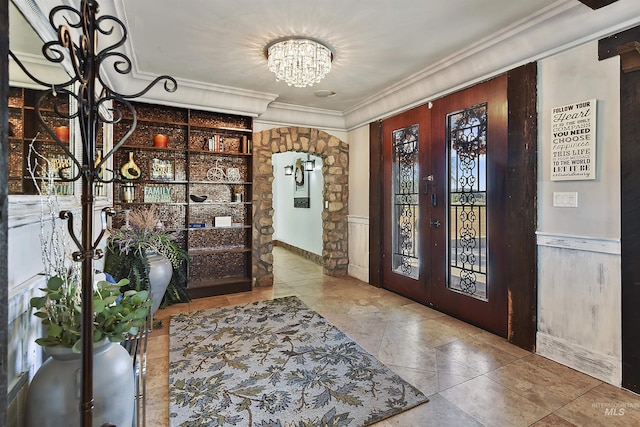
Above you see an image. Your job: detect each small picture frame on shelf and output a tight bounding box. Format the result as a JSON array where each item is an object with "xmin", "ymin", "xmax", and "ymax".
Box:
[
  {"xmin": 226, "ymin": 167, "xmax": 241, "ymax": 182},
  {"xmin": 150, "ymin": 158, "xmax": 174, "ymax": 180}
]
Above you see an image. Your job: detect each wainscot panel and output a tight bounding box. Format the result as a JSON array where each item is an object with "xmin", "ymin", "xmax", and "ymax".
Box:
[{"xmin": 537, "ymin": 232, "xmax": 621, "ymax": 385}]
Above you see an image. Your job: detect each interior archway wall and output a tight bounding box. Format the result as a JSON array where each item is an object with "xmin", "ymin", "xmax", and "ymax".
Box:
[{"xmin": 252, "ymin": 127, "xmax": 349, "ymax": 286}]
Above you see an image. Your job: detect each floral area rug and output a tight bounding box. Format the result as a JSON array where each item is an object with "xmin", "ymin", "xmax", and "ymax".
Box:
[{"xmin": 169, "ymin": 296, "xmax": 428, "ymax": 426}]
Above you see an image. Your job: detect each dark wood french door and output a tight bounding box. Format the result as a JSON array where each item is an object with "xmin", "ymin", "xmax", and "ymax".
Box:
[
  {"xmin": 381, "ymin": 75, "xmax": 508, "ymax": 337},
  {"xmin": 380, "ymin": 104, "xmax": 432, "ymax": 302}
]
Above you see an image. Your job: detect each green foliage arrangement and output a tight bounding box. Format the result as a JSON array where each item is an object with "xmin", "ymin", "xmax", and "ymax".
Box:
[
  {"xmin": 104, "ymin": 206, "xmax": 190, "ymax": 306},
  {"xmin": 30, "ymin": 275, "xmax": 151, "ymax": 352},
  {"xmin": 26, "ymin": 155, "xmax": 153, "ymax": 352}
]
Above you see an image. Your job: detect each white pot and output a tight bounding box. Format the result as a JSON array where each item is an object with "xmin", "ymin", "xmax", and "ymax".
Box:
[
  {"xmin": 147, "ymin": 252, "xmax": 173, "ymax": 315},
  {"xmin": 26, "ymin": 340, "xmax": 134, "ymax": 427}
]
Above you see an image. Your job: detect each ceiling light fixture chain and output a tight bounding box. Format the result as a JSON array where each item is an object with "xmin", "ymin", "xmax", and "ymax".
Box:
[{"xmin": 266, "ymin": 37, "xmax": 333, "ymax": 88}]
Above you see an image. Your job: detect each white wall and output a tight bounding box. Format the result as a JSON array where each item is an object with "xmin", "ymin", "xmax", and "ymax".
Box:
[
  {"xmin": 347, "ymin": 125, "xmax": 370, "ymax": 282},
  {"xmin": 536, "ymin": 41, "xmax": 622, "ymax": 385},
  {"xmin": 272, "ymin": 152, "xmax": 323, "ymax": 256},
  {"xmin": 348, "ymin": 126, "xmax": 370, "ymax": 218},
  {"xmin": 538, "ymin": 43, "xmax": 621, "ymax": 238}
]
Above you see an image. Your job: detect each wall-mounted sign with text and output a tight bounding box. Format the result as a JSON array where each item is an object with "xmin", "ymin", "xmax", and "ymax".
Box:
[
  {"xmin": 551, "ymin": 99, "xmax": 596, "ymax": 181},
  {"xmin": 143, "ymin": 186, "xmax": 173, "ymax": 203}
]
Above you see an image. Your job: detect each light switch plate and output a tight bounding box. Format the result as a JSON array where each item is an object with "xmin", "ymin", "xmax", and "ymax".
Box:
[{"xmin": 553, "ymin": 192, "xmax": 578, "ymax": 208}]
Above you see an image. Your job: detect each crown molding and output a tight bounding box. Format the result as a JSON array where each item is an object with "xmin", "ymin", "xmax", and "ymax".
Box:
[
  {"xmin": 110, "ymin": 72, "xmax": 278, "ymax": 117},
  {"xmin": 255, "ymin": 102, "xmax": 346, "ymax": 131},
  {"xmin": 104, "ymin": 1, "xmax": 278, "ymax": 117},
  {"xmin": 83, "ymin": 0, "xmax": 640, "ymax": 131},
  {"xmin": 9, "ymin": 52, "xmax": 70, "ymax": 88},
  {"xmin": 343, "ymin": 0, "xmax": 577, "ymax": 118},
  {"xmin": 342, "ymin": 0, "xmax": 640, "ymax": 130}
]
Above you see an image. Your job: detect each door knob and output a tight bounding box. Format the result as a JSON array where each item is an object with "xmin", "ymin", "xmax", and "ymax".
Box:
[
  {"xmin": 423, "ymin": 175, "xmax": 434, "ymax": 194},
  {"xmin": 430, "ymin": 219, "xmax": 441, "ymax": 228}
]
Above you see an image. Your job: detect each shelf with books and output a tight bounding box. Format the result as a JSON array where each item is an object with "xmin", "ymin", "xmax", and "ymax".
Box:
[
  {"xmin": 112, "ymin": 100, "xmax": 254, "ymax": 298},
  {"xmin": 189, "ymin": 128, "xmax": 251, "ymax": 155}
]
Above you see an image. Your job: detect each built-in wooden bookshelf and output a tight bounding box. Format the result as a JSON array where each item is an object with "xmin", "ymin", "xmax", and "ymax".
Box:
[{"xmin": 112, "ymin": 101, "xmax": 253, "ymax": 298}]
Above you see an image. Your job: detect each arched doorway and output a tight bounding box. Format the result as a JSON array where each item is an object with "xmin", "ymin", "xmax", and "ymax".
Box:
[{"xmin": 252, "ymin": 127, "xmax": 349, "ymax": 286}]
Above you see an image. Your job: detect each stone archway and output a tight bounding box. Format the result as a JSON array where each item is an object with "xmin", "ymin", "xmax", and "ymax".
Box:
[{"xmin": 252, "ymin": 127, "xmax": 349, "ymax": 287}]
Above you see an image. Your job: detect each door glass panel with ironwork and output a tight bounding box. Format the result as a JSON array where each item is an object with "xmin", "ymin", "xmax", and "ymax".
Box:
[
  {"xmin": 391, "ymin": 124, "xmax": 420, "ymax": 279},
  {"xmin": 447, "ymin": 104, "xmax": 488, "ymax": 300}
]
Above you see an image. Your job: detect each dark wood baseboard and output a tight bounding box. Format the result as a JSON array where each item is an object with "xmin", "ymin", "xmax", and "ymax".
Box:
[{"xmin": 187, "ymin": 280, "xmax": 253, "ymax": 299}]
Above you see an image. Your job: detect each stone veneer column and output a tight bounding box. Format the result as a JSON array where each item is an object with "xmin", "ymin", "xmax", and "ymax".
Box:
[{"xmin": 252, "ymin": 127, "xmax": 349, "ymax": 287}]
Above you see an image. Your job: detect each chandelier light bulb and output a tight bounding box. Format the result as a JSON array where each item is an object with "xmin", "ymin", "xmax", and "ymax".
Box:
[{"xmin": 267, "ymin": 38, "xmax": 333, "ymax": 88}]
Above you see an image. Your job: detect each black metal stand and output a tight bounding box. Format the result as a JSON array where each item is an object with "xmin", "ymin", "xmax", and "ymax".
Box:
[
  {"xmin": 122, "ymin": 315, "xmax": 151, "ymax": 427},
  {"xmin": 9, "ymin": 1, "xmax": 176, "ymax": 426}
]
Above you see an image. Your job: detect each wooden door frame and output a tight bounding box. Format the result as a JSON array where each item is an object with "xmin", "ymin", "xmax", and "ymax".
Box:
[
  {"xmin": 599, "ymin": 25, "xmax": 640, "ymax": 394},
  {"xmin": 1, "ymin": 0, "xmax": 10, "ymax": 419},
  {"xmin": 370, "ymin": 121, "xmax": 383, "ymax": 288},
  {"xmin": 370, "ymin": 63, "xmax": 538, "ymax": 351}
]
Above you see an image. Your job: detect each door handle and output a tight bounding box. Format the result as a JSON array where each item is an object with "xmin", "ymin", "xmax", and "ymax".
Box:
[
  {"xmin": 430, "ymin": 219, "xmax": 441, "ymax": 228},
  {"xmin": 423, "ymin": 175, "xmax": 434, "ymax": 194},
  {"xmin": 431, "ymin": 194, "xmax": 437, "ymax": 207}
]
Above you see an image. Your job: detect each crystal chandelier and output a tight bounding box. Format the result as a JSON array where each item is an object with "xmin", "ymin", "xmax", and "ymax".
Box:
[{"xmin": 266, "ymin": 38, "xmax": 333, "ymax": 88}]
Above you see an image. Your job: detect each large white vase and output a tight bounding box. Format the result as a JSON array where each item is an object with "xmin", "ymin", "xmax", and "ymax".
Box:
[
  {"xmin": 147, "ymin": 252, "xmax": 173, "ymax": 315},
  {"xmin": 26, "ymin": 340, "xmax": 134, "ymax": 427}
]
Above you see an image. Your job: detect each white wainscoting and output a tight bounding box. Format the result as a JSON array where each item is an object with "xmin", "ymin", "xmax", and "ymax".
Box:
[
  {"xmin": 8, "ymin": 274, "xmax": 46, "ymax": 406},
  {"xmin": 536, "ymin": 232, "xmax": 621, "ymax": 385},
  {"xmin": 347, "ymin": 215, "xmax": 369, "ymax": 283}
]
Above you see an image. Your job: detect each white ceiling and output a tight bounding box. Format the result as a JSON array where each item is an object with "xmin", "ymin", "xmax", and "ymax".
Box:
[
  {"xmin": 118, "ymin": 0, "xmax": 560, "ymax": 112},
  {"xmin": 9, "ymin": 0, "xmax": 640, "ymax": 128}
]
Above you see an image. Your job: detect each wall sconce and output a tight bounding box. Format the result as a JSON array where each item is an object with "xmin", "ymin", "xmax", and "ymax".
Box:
[
  {"xmin": 284, "ymin": 165, "xmax": 294, "ymax": 175},
  {"xmin": 305, "ymin": 160, "xmax": 315, "ymax": 171}
]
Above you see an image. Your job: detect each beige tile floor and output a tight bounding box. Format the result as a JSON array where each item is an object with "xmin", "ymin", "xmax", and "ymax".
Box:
[{"xmin": 146, "ymin": 247, "xmax": 640, "ymax": 426}]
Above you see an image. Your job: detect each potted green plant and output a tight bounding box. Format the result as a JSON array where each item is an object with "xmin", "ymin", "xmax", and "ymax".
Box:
[
  {"xmin": 26, "ymin": 269, "xmax": 151, "ymax": 427},
  {"xmin": 30, "ymin": 273, "xmax": 151, "ymax": 352},
  {"xmin": 104, "ymin": 206, "xmax": 190, "ymax": 313}
]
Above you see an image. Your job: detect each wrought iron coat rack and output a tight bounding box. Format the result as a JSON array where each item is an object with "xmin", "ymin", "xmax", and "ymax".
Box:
[{"xmin": 9, "ymin": 1, "xmax": 176, "ymax": 425}]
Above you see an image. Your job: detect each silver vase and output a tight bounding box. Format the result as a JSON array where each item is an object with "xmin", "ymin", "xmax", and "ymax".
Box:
[
  {"xmin": 147, "ymin": 252, "xmax": 173, "ymax": 315},
  {"xmin": 26, "ymin": 340, "xmax": 134, "ymax": 427}
]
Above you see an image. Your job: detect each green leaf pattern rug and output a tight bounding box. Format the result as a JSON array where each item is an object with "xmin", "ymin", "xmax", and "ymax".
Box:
[{"xmin": 169, "ymin": 296, "xmax": 428, "ymax": 426}]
